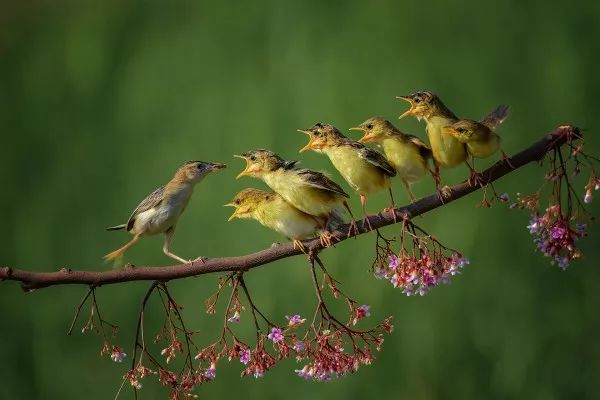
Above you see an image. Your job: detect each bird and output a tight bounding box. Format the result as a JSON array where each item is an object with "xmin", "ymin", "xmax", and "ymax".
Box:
[
  {"xmin": 396, "ymin": 91, "xmax": 466, "ymax": 185},
  {"xmin": 350, "ymin": 117, "xmax": 432, "ymax": 203},
  {"xmin": 225, "ymin": 188, "xmax": 340, "ymax": 252},
  {"xmin": 104, "ymin": 161, "xmax": 226, "ymax": 263},
  {"xmin": 298, "ymin": 123, "xmax": 396, "ymax": 230},
  {"xmin": 234, "ymin": 149, "xmax": 354, "ymax": 243},
  {"xmin": 443, "ymin": 104, "xmax": 510, "ymax": 160}
]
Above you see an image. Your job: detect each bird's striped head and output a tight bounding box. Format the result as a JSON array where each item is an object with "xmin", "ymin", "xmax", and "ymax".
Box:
[
  {"xmin": 175, "ymin": 161, "xmax": 226, "ymax": 183},
  {"xmin": 298, "ymin": 123, "xmax": 346, "ymax": 152}
]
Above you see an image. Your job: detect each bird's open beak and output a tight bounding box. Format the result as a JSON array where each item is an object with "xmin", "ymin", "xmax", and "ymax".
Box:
[
  {"xmin": 396, "ymin": 96, "xmax": 415, "ymax": 120},
  {"xmin": 350, "ymin": 127, "xmax": 375, "ymax": 143},
  {"xmin": 224, "ymin": 203, "xmax": 239, "ymax": 221},
  {"xmin": 297, "ymin": 129, "xmax": 315, "ymax": 153},
  {"xmin": 234, "ymin": 155, "xmax": 250, "ymax": 179}
]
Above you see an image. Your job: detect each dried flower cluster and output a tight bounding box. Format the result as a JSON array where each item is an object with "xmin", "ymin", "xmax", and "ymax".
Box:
[
  {"xmin": 372, "ymin": 222, "xmax": 469, "ymax": 296},
  {"xmin": 507, "ymin": 128, "xmax": 597, "ymax": 269}
]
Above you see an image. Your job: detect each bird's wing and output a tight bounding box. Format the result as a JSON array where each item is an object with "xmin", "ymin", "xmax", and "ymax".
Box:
[
  {"xmin": 480, "ymin": 104, "xmax": 510, "ymax": 130},
  {"xmin": 282, "ymin": 160, "xmax": 300, "ymax": 170},
  {"xmin": 350, "ymin": 143, "xmax": 397, "ymax": 177},
  {"xmin": 406, "ymin": 134, "xmax": 433, "ymax": 160},
  {"xmin": 126, "ymin": 186, "xmax": 165, "ymax": 231},
  {"xmin": 297, "ymin": 169, "xmax": 350, "ymax": 198}
]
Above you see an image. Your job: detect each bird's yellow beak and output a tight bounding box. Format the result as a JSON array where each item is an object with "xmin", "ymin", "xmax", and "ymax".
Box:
[
  {"xmin": 224, "ymin": 202, "xmax": 239, "ymax": 222},
  {"xmin": 396, "ymin": 96, "xmax": 415, "ymax": 120},
  {"xmin": 350, "ymin": 126, "xmax": 376, "ymax": 143},
  {"xmin": 298, "ymin": 129, "xmax": 316, "ymax": 153},
  {"xmin": 234, "ymin": 155, "xmax": 250, "ymax": 179},
  {"xmin": 443, "ymin": 126, "xmax": 457, "ymax": 137}
]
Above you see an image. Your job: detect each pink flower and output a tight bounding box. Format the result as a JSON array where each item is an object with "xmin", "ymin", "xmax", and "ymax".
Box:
[
  {"xmin": 286, "ymin": 314, "xmax": 306, "ymax": 326},
  {"xmin": 293, "ymin": 341, "xmax": 305, "ymax": 352},
  {"xmin": 205, "ymin": 362, "xmax": 216, "ymax": 380},
  {"xmin": 110, "ymin": 346, "xmax": 127, "ymax": 363},
  {"xmin": 352, "ymin": 305, "xmax": 371, "ymax": 325},
  {"xmin": 267, "ymin": 327, "xmax": 284, "ymax": 343},
  {"xmin": 227, "ymin": 310, "xmax": 240, "ymax": 323},
  {"xmin": 239, "ymin": 349, "xmax": 251, "ymax": 365},
  {"xmin": 388, "ymin": 255, "xmax": 399, "ymax": 270}
]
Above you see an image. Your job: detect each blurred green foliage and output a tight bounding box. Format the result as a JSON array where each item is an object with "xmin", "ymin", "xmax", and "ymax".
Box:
[{"xmin": 1, "ymin": 0, "xmax": 599, "ymax": 399}]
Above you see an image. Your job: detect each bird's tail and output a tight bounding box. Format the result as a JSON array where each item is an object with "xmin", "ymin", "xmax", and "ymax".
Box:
[
  {"xmin": 103, "ymin": 235, "xmax": 141, "ymax": 262},
  {"xmin": 106, "ymin": 224, "xmax": 127, "ymax": 231},
  {"xmin": 327, "ymin": 207, "xmax": 347, "ymax": 231},
  {"xmin": 481, "ymin": 104, "xmax": 510, "ymax": 130}
]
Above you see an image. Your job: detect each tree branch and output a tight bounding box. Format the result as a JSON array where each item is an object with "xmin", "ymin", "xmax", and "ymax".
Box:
[{"xmin": 0, "ymin": 125, "xmax": 581, "ymax": 291}]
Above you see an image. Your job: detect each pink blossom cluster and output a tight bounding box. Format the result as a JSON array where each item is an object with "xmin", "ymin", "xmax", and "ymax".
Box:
[
  {"xmin": 527, "ymin": 205, "xmax": 586, "ymax": 269},
  {"xmin": 294, "ymin": 330, "xmax": 384, "ymax": 382},
  {"xmin": 376, "ymin": 252, "xmax": 469, "ymax": 296}
]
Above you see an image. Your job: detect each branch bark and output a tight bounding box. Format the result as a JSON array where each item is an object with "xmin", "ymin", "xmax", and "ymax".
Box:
[{"xmin": 0, "ymin": 125, "xmax": 581, "ymax": 291}]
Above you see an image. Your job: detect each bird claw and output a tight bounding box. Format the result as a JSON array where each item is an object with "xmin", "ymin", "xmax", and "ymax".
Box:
[
  {"xmin": 191, "ymin": 256, "xmax": 207, "ymax": 264},
  {"xmin": 383, "ymin": 205, "xmax": 398, "ymax": 223},
  {"xmin": 319, "ymin": 231, "xmax": 335, "ymax": 248},
  {"xmin": 436, "ymin": 186, "xmax": 452, "ymax": 202},
  {"xmin": 346, "ymin": 219, "xmax": 360, "ymax": 238},
  {"xmin": 501, "ymin": 150, "xmax": 515, "ymax": 169},
  {"xmin": 468, "ymin": 170, "xmax": 485, "ymax": 187},
  {"xmin": 293, "ymin": 239, "xmax": 307, "ymax": 253},
  {"xmin": 361, "ymin": 215, "xmax": 373, "ymax": 231}
]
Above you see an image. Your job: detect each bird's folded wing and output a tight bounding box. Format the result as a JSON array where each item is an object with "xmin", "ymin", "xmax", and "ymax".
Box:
[
  {"xmin": 481, "ymin": 104, "xmax": 510, "ymax": 130},
  {"xmin": 282, "ymin": 160, "xmax": 301, "ymax": 170},
  {"xmin": 407, "ymin": 135, "xmax": 433, "ymax": 159},
  {"xmin": 297, "ymin": 169, "xmax": 349, "ymax": 198},
  {"xmin": 351, "ymin": 143, "xmax": 397, "ymax": 177},
  {"xmin": 126, "ymin": 186, "xmax": 165, "ymax": 231}
]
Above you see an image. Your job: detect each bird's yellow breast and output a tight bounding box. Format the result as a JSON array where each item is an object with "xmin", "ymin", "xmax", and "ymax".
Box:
[
  {"xmin": 426, "ymin": 116, "xmax": 467, "ymax": 168},
  {"xmin": 263, "ymin": 170, "xmax": 343, "ymax": 217},
  {"xmin": 381, "ymin": 138, "xmax": 428, "ymax": 183},
  {"xmin": 254, "ymin": 197, "xmax": 321, "ymax": 240},
  {"xmin": 467, "ymin": 134, "xmax": 501, "ymax": 159},
  {"xmin": 324, "ymin": 146, "xmax": 390, "ymax": 195}
]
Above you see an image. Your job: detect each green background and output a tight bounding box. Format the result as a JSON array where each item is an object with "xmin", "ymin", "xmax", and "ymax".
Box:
[{"xmin": 1, "ymin": 1, "xmax": 599, "ymax": 399}]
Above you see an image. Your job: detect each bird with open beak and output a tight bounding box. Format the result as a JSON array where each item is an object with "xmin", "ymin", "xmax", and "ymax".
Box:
[
  {"xmin": 396, "ymin": 91, "xmax": 466, "ymax": 185},
  {"xmin": 299, "ymin": 123, "xmax": 396, "ymax": 230},
  {"xmin": 104, "ymin": 161, "xmax": 226, "ymax": 264},
  {"xmin": 350, "ymin": 117, "xmax": 432, "ymax": 203},
  {"xmin": 234, "ymin": 149, "xmax": 354, "ymax": 244},
  {"xmin": 225, "ymin": 188, "xmax": 339, "ymax": 252}
]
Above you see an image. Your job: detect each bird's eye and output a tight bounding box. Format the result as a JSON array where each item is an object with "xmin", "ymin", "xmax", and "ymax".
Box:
[
  {"xmin": 414, "ymin": 97, "xmax": 421, "ymax": 104},
  {"xmin": 315, "ymin": 131, "xmax": 321, "ymax": 136},
  {"xmin": 197, "ymin": 163, "xmax": 203, "ymax": 170},
  {"xmin": 366, "ymin": 124, "xmax": 373, "ymax": 130},
  {"xmin": 458, "ymin": 128, "xmax": 465, "ymax": 133},
  {"xmin": 235, "ymin": 200, "xmax": 240, "ymax": 205},
  {"xmin": 250, "ymin": 155, "xmax": 256, "ymax": 161},
  {"xmin": 265, "ymin": 195, "xmax": 271, "ymax": 200}
]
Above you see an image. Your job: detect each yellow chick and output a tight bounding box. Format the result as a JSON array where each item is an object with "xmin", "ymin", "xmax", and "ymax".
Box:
[
  {"xmin": 226, "ymin": 188, "xmax": 336, "ymax": 251},
  {"xmin": 235, "ymin": 149, "xmax": 354, "ymax": 242},
  {"xmin": 105, "ymin": 161, "xmax": 226, "ymax": 263},
  {"xmin": 299, "ymin": 123, "xmax": 396, "ymax": 229},
  {"xmin": 397, "ymin": 91, "xmax": 465, "ymax": 175},
  {"xmin": 443, "ymin": 104, "xmax": 510, "ymax": 159},
  {"xmin": 350, "ymin": 117, "xmax": 432, "ymax": 202}
]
